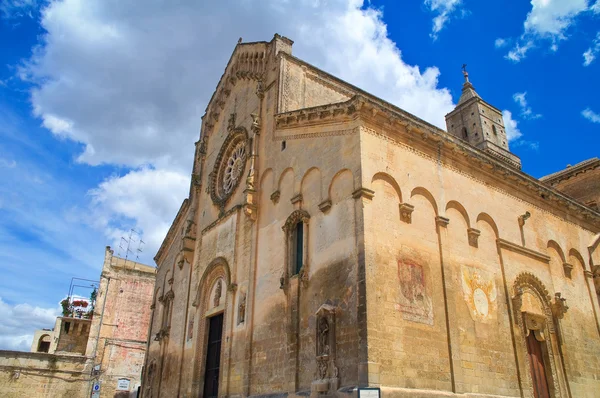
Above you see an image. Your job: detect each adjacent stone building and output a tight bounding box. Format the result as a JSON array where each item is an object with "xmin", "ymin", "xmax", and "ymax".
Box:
[
  {"xmin": 541, "ymin": 158, "xmax": 600, "ymax": 211},
  {"xmin": 0, "ymin": 247, "xmax": 155, "ymax": 398},
  {"xmin": 142, "ymin": 35, "xmax": 600, "ymax": 398}
]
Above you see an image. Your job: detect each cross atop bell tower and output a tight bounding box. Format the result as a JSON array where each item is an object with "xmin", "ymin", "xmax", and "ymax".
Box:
[{"xmin": 445, "ymin": 66, "xmax": 521, "ymax": 169}]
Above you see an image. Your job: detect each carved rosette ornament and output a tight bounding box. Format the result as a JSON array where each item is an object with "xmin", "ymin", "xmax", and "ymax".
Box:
[{"xmin": 209, "ymin": 114, "xmax": 249, "ymax": 211}]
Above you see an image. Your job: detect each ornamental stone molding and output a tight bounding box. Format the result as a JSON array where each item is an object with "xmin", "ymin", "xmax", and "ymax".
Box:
[
  {"xmin": 209, "ymin": 115, "xmax": 249, "ymax": 211},
  {"xmin": 282, "ymin": 209, "xmax": 310, "ymax": 233},
  {"xmin": 467, "ymin": 228, "xmax": 481, "ymax": 248},
  {"xmin": 399, "ymin": 203, "xmax": 414, "ymax": 224}
]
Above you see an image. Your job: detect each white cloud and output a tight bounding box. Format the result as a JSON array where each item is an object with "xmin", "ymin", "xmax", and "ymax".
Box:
[
  {"xmin": 582, "ymin": 108, "xmax": 600, "ymax": 123},
  {"xmin": 18, "ymin": 0, "xmax": 457, "ymax": 257},
  {"xmin": 0, "ymin": 297, "xmax": 59, "ymax": 351},
  {"xmin": 513, "ymin": 92, "xmax": 542, "ymax": 119},
  {"xmin": 502, "ymin": 110, "xmax": 523, "ymax": 141},
  {"xmin": 0, "ymin": 0, "xmax": 38, "ymax": 19},
  {"xmin": 507, "ymin": 0, "xmax": 596, "ymax": 62},
  {"xmin": 425, "ymin": 0, "xmax": 464, "ymax": 40},
  {"xmin": 494, "ymin": 38, "xmax": 508, "ymax": 48},
  {"xmin": 583, "ymin": 32, "xmax": 600, "ymax": 66},
  {"xmin": 506, "ymin": 39, "xmax": 535, "ymax": 62},
  {"xmin": 22, "ymin": 0, "xmax": 455, "ymax": 173},
  {"xmin": 89, "ymin": 167, "xmax": 189, "ymax": 254}
]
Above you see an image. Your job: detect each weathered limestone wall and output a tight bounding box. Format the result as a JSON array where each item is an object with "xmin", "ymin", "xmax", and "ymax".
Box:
[
  {"xmin": 279, "ymin": 57, "xmax": 351, "ymax": 114},
  {"xmin": 86, "ymin": 248, "xmax": 155, "ymax": 398},
  {"xmin": 546, "ymin": 163, "xmax": 600, "ymax": 210},
  {"xmin": 360, "ymin": 123, "xmax": 600, "ymax": 397},
  {"xmin": 143, "ymin": 34, "xmax": 600, "ymax": 398},
  {"xmin": 31, "ymin": 329, "xmax": 55, "ymax": 354},
  {"xmin": 55, "ymin": 318, "xmax": 91, "ymax": 355},
  {"xmin": 144, "ymin": 37, "xmax": 364, "ymax": 398},
  {"xmin": 0, "ymin": 351, "xmax": 88, "ymax": 398}
]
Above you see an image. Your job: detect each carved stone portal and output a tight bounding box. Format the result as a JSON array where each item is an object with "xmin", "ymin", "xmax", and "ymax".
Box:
[{"xmin": 311, "ymin": 304, "xmax": 339, "ymax": 397}]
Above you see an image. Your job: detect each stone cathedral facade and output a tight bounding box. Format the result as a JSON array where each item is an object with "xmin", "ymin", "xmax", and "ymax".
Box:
[{"xmin": 142, "ymin": 35, "xmax": 600, "ymax": 398}]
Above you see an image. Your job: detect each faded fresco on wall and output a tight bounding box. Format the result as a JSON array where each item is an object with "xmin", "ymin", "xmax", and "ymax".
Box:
[
  {"xmin": 461, "ymin": 265, "xmax": 497, "ymax": 323},
  {"xmin": 396, "ymin": 259, "xmax": 433, "ymax": 325}
]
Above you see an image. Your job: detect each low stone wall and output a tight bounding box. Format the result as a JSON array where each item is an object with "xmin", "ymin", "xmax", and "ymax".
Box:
[{"xmin": 0, "ymin": 350, "xmax": 89, "ymax": 398}]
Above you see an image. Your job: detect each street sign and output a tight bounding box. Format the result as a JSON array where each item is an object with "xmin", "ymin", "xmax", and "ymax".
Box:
[
  {"xmin": 358, "ymin": 387, "xmax": 380, "ymax": 398},
  {"xmin": 117, "ymin": 378, "xmax": 131, "ymax": 391},
  {"xmin": 91, "ymin": 381, "xmax": 101, "ymax": 398}
]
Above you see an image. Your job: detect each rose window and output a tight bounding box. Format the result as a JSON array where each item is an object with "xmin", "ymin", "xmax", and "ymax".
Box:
[
  {"xmin": 210, "ymin": 128, "xmax": 249, "ymax": 207},
  {"xmin": 222, "ymin": 141, "xmax": 246, "ymax": 194}
]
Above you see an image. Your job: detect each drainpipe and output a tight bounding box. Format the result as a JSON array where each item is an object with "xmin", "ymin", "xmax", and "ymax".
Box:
[{"xmin": 86, "ymin": 276, "xmax": 111, "ymax": 397}]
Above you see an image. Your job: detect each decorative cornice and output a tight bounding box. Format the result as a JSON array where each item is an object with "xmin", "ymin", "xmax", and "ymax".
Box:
[
  {"xmin": 155, "ymin": 199, "xmax": 190, "ymax": 264},
  {"xmin": 361, "ymin": 123, "xmax": 600, "ymax": 230},
  {"xmin": 291, "ymin": 193, "xmax": 303, "ymax": 204},
  {"xmin": 318, "ymin": 199, "xmax": 332, "ymax": 213},
  {"xmin": 270, "ymin": 190, "xmax": 281, "ymax": 204},
  {"xmin": 399, "ymin": 203, "xmax": 414, "ymax": 224},
  {"xmin": 275, "ymin": 99, "xmax": 358, "ymax": 129},
  {"xmin": 562, "ymin": 263, "xmax": 574, "ymax": 279},
  {"xmin": 352, "ymin": 187, "xmax": 374, "ymax": 200},
  {"xmin": 436, "ymin": 216, "xmax": 450, "ymax": 228},
  {"xmin": 540, "ymin": 157, "xmax": 600, "ymax": 185},
  {"xmin": 467, "ymin": 228, "xmax": 481, "ymax": 248},
  {"xmin": 497, "ymin": 239, "xmax": 551, "ymax": 263},
  {"xmin": 275, "ymin": 58, "xmax": 600, "ymax": 228},
  {"xmin": 202, "ymin": 42, "xmax": 272, "ymax": 134}
]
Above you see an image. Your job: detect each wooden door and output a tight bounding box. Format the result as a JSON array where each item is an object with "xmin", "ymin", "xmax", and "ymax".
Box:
[
  {"xmin": 203, "ymin": 313, "xmax": 224, "ymax": 398},
  {"xmin": 526, "ymin": 331, "xmax": 550, "ymax": 398}
]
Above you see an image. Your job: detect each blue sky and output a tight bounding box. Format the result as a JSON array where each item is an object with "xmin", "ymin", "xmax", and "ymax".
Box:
[{"xmin": 0, "ymin": 0, "xmax": 598, "ymax": 350}]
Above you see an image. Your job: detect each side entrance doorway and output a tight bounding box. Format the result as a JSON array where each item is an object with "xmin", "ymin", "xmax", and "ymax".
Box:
[
  {"xmin": 203, "ymin": 313, "xmax": 224, "ymax": 398},
  {"xmin": 526, "ymin": 330, "xmax": 550, "ymax": 398}
]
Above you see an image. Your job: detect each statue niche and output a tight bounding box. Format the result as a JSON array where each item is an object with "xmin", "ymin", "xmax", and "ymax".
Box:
[{"xmin": 312, "ymin": 304, "xmax": 339, "ymax": 397}]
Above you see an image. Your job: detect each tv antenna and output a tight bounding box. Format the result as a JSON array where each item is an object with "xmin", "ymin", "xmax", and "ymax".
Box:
[{"xmin": 117, "ymin": 229, "xmax": 144, "ymax": 261}]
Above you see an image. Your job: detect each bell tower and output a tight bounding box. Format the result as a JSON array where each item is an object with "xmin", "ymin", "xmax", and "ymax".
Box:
[{"xmin": 445, "ymin": 66, "xmax": 521, "ymax": 169}]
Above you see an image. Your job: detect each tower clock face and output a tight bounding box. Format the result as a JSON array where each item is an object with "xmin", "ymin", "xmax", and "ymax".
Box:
[{"xmin": 209, "ymin": 128, "xmax": 248, "ymax": 207}]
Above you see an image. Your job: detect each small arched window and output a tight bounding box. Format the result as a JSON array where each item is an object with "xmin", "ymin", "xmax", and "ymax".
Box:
[
  {"xmin": 294, "ymin": 221, "xmax": 304, "ymax": 275},
  {"xmin": 493, "ymin": 125, "xmax": 498, "ymax": 135},
  {"xmin": 282, "ymin": 210, "xmax": 310, "ymax": 284},
  {"xmin": 462, "ymin": 127, "xmax": 468, "ymax": 139},
  {"xmin": 37, "ymin": 334, "xmax": 51, "ymax": 353}
]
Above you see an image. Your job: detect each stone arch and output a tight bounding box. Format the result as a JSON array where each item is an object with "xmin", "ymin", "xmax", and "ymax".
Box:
[
  {"xmin": 410, "ymin": 187, "xmax": 438, "ymax": 216},
  {"xmin": 37, "ymin": 334, "xmax": 51, "ymax": 353},
  {"xmin": 282, "ymin": 209, "xmax": 311, "ymax": 233},
  {"xmin": 260, "ymin": 168, "xmax": 274, "ymax": 191},
  {"xmin": 548, "ymin": 240, "xmax": 570, "ymax": 278},
  {"xmin": 512, "ymin": 272, "xmax": 563, "ymax": 398},
  {"xmin": 300, "ymin": 167, "xmax": 322, "ymax": 208},
  {"xmin": 277, "ymin": 167, "xmax": 295, "ymax": 192},
  {"xmin": 153, "ymin": 286, "xmax": 162, "ymax": 306},
  {"xmin": 162, "ymin": 269, "xmax": 172, "ymax": 291},
  {"xmin": 328, "ymin": 169, "xmax": 354, "ymax": 203},
  {"xmin": 193, "ymin": 257, "xmax": 232, "ymax": 308},
  {"xmin": 547, "ymin": 240, "xmax": 566, "ymax": 263},
  {"xmin": 476, "ymin": 212, "xmax": 500, "ymax": 239},
  {"xmin": 445, "ymin": 200, "xmax": 471, "ymax": 227},
  {"xmin": 568, "ymin": 248, "xmax": 586, "ymax": 272},
  {"xmin": 372, "ymin": 172, "xmax": 402, "ymax": 203}
]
